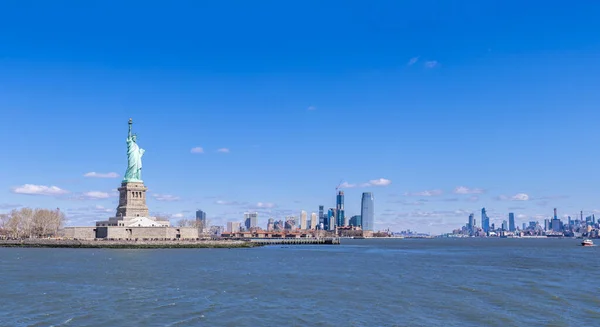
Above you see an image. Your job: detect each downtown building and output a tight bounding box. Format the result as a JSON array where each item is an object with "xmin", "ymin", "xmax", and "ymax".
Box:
[{"xmin": 361, "ymin": 192, "xmax": 374, "ymax": 231}]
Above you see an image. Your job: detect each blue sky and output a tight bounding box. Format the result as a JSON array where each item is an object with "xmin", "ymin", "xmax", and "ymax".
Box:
[{"xmin": 1, "ymin": 0, "xmax": 600, "ymax": 234}]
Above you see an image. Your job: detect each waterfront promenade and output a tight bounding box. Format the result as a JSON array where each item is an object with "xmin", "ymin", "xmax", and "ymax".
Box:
[{"xmin": 248, "ymin": 237, "xmax": 340, "ymax": 245}]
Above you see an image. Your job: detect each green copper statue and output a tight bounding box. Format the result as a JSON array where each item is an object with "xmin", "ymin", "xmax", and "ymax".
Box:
[{"xmin": 123, "ymin": 118, "xmax": 145, "ymax": 182}]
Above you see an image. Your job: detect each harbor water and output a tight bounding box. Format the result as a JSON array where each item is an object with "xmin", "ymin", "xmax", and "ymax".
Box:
[{"xmin": 1, "ymin": 238, "xmax": 598, "ymax": 326}]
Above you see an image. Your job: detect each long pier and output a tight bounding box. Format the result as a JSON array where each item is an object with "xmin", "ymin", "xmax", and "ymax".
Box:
[{"xmin": 248, "ymin": 237, "xmax": 340, "ymax": 245}]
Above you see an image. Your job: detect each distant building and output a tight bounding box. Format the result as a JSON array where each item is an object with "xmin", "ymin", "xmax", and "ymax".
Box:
[
  {"xmin": 244, "ymin": 212, "xmax": 258, "ymax": 230},
  {"xmin": 544, "ymin": 219, "xmax": 550, "ymax": 231},
  {"xmin": 522, "ymin": 222, "xmax": 527, "ymax": 230},
  {"xmin": 318, "ymin": 205, "xmax": 325, "ymax": 227},
  {"xmin": 196, "ymin": 210, "xmax": 207, "ymax": 229},
  {"xmin": 481, "ymin": 208, "xmax": 490, "ymax": 233},
  {"xmin": 285, "ymin": 216, "xmax": 296, "ymax": 230},
  {"xmin": 361, "ymin": 192, "xmax": 374, "ymax": 231},
  {"xmin": 227, "ymin": 221, "xmax": 241, "ymax": 233},
  {"xmin": 336, "ymin": 191, "xmax": 345, "ymax": 227},
  {"xmin": 349, "ymin": 215, "xmax": 362, "ymax": 227},
  {"xmin": 274, "ymin": 220, "xmax": 284, "ymax": 231},
  {"xmin": 551, "ymin": 218, "xmax": 562, "ymax": 232},
  {"xmin": 508, "ymin": 213, "xmax": 515, "ymax": 232},
  {"xmin": 468, "ymin": 213, "xmax": 475, "ymax": 232},
  {"xmin": 267, "ymin": 218, "xmax": 274, "ymax": 231},
  {"xmin": 327, "ymin": 208, "xmax": 335, "ymax": 231},
  {"xmin": 501, "ymin": 220, "xmax": 508, "ymax": 231},
  {"xmin": 209, "ymin": 225, "xmax": 224, "ymax": 236},
  {"xmin": 310, "ymin": 212, "xmax": 317, "ymax": 230},
  {"xmin": 300, "ymin": 210, "xmax": 308, "ymax": 230}
]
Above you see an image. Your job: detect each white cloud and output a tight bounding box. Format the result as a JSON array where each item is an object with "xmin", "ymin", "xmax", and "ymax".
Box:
[
  {"xmin": 339, "ymin": 178, "xmax": 392, "ymax": 189},
  {"xmin": 411, "ymin": 209, "xmax": 470, "ymax": 218},
  {"xmin": 512, "ymin": 193, "xmax": 530, "ymax": 201},
  {"xmin": 152, "ymin": 194, "xmax": 180, "ymax": 202},
  {"xmin": 368, "ymin": 178, "xmax": 392, "ymax": 186},
  {"xmin": 0, "ymin": 203, "xmax": 21, "ymax": 209},
  {"xmin": 12, "ymin": 184, "xmax": 68, "ymax": 196},
  {"xmin": 404, "ymin": 189, "xmax": 443, "ymax": 197},
  {"xmin": 453, "ymin": 186, "xmax": 485, "ymax": 194},
  {"xmin": 172, "ymin": 213, "xmax": 184, "ymax": 218},
  {"xmin": 497, "ymin": 193, "xmax": 530, "ymax": 201},
  {"xmin": 407, "ymin": 56, "xmax": 419, "ymax": 66},
  {"xmin": 190, "ymin": 147, "xmax": 204, "ymax": 154},
  {"xmin": 94, "ymin": 205, "xmax": 112, "ymax": 213},
  {"xmin": 256, "ymin": 202, "xmax": 276, "ymax": 209},
  {"xmin": 424, "ymin": 61, "xmax": 439, "ymax": 68},
  {"xmin": 307, "ymin": 106, "xmax": 316, "ymax": 111},
  {"xmin": 215, "ymin": 200, "xmax": 246, "ymax": 206},
  {"xmin": 217, "ymin": 148, "xmax": 230, "ymax": 153},
  {"xmin": 83, "ymin": 191, "xmax": 111, "ymax": 199},
  {"xmin": 339, "ymin": 182, "xmax": 357, "ymax": 188},
  {"xmin": 84, "ymin": 172, "xmax": 119, "ymax": 178}
]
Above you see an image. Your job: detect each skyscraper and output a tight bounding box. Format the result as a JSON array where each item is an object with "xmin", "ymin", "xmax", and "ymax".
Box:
[
  {"xmin": 327, "ymin": 208, "xmax": 335, "ymax": 231},
  {"xmin": 267, "ymin": 218, "xmax": 274, "ymax": 231},
  {"xmin": 481, "ymin": 208, "xmax": 490, "ymax": 233},
  {"xmin": 196, "ymin": 210, "xmax": 207, "ymax": 229},
  {"xmin": 244, "ymin": 212, "xmax": 258, "ymax": 230},
  {"xmin": 310, "ymin": 212, "xmax": 317, "ymax": 230},
  {"xmin": 508, "ymin": 212, "xmax": 515, "ymax": 232},
  {"xmin": 502, "ymin": 220, "xmax": 508, "ymax": 231},
  {"xmin": 300, "ymin": 210, "xmax": 308, "ymax": 230},
  {"xmin": 361, "ymin": 192, "xmax": 374, "ymax": 231},
  {"xmin": 336, "ymin": 191, "xmax": 345, "ymax": 227},
  {"xmin": 468, "ymin": 213, "xmax": 475, "ymax": 232},
  {"xmin": 285, "ymin": 216, "xmax": 296, "ymax": 230},
  {"xmin": 227, "ymin": 221, "xmax": 240, "ymax": 233},
  {"xmin": 318, "ymin": 205, "xmax": 324, "ymax": 226},
  {"xmin": 349, "ymin": 215, "xmax": 362, "ymax": 227}
]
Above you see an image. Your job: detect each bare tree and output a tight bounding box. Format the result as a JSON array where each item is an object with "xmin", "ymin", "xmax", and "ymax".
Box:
[
  {"xmin": 0, "ymin": 214, "xmax": 10, "ymax": 238},
  {"xmin": 176, "ymin": 218, "xmax": 191, "ymax": 227},
  {"xmin": 1, "ymin": 208, "xmax": 66, "ymax": 239}
]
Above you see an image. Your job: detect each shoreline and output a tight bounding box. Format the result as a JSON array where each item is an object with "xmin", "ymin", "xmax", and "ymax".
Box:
[{"xmin": 0, "ymin": 239, "xmax": 260, "ymax": 249}]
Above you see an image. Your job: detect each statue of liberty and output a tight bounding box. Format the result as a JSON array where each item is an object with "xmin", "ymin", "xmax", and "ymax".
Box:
[{"xmin": 123, "ymin": 118, "xmax": 145, "ymax": 182}]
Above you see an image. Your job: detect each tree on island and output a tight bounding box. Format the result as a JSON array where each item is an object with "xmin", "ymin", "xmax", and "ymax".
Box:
[
  {"xmin": 0, "ymin": 208, "xmax": 65, "ymax": 239},
  {"xmin": 176, "ymin": 218, "xmax": 204, "ymax": 229}
]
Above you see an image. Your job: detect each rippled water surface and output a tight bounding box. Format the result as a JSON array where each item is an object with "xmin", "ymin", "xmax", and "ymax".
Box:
[{"xmin": 1, "ymin": 238, "xmax": 599, "ymax": 326}]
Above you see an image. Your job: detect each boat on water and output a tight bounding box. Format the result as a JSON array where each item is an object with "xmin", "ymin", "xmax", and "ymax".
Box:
[{"xmin": 581, "ymin": 239, "xmax": 594, "ymax": 247}]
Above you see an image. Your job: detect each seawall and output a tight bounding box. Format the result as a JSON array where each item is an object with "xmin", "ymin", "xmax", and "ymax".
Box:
[{"xmin": 0, "ymin": 239, "xmax": 259, "ymax": 249}]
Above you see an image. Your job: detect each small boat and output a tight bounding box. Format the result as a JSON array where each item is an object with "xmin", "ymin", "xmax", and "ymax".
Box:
[{"xmin": 581, "ymin": 239, "xmax": 594, "ymax": 247}]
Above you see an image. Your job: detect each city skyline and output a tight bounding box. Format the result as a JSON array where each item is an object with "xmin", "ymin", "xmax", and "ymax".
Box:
[{"xmin": 2, "ymin": 1, "xmax": 600, "ymax": 234}]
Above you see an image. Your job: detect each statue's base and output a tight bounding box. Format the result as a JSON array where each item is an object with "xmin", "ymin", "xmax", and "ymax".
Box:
[
  {"xmin": 115, "ymin": 182, "xmax": 149, "ymax": 218},
  {"xmin": 96, "ymin": 215, "xmax": 170, "ymax": 227}
]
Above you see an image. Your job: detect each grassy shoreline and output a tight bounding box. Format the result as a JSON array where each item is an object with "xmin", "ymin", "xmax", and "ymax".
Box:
[{"xmin": 0, "ymin": 239, "xmax": 261, "ymax": 249}]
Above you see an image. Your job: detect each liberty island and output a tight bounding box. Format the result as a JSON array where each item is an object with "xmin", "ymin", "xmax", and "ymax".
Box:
[{"xmin": 61, "ymin": 119, "xmax": 205, "ymax": 243}]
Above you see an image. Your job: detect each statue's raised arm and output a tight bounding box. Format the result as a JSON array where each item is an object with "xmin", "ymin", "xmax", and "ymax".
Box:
[{"xmin": 127, "ymin": 118, "xmax": 133, "ymax": 141}]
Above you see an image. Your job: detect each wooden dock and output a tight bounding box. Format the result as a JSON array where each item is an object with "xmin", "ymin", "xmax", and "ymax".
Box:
[{"xmin": 248, "ymin": 237, "xmax": 340, "ymax": 245}]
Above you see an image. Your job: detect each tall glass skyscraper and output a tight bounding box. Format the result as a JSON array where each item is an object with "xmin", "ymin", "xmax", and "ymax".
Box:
[
  {"xmin": 244, "ymin": 212, "xmax": 258, "ymax": 230},
  {"xmin": 508, "ymin": 212, "xmax": 515, "ymax": 232},
  {"xmin": 361, "ymin": 192, "xmax": 374, "ymax": 231},
  {"xmin": 481, "ymin": 208, "xmax": 490, "ymax": 233},
  {"xmin": 196, "ymin": 210, "xmax": 207, "ymax": 228},
  {"xmin": 318, "ymin": 205, "xmax": 324, "ymax": 226},
  {"xmin": 327, "ymin": 208, "xmax": 335, "ymax": 231},
  {"xmin": 336, "ymin": 191, "xmax": 345, "ymax": 227}
]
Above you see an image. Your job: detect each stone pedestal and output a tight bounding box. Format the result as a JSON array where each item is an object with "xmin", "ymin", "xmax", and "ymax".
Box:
[{"xmin": 115, "ymin": 181, "xmax": 149, "ymax": 218}]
